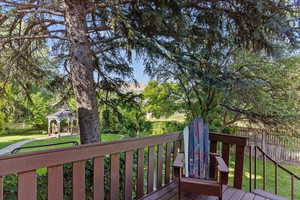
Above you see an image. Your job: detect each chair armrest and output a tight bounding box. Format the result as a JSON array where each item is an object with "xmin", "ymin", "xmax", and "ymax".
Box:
[
  {"xmin": 215, "ymin": 156, "xmax": 229, "ymax": 173},
  {"xmin": 173, "ymin": 153, "xmax": 184, "ymax": 168},
  {"xmin": 210, "ymin": 152, "xmax": 220, "ymax": 157},
  {"xmin": 214, "ymin": 156, "xmax": 229, "ymax": 185}
]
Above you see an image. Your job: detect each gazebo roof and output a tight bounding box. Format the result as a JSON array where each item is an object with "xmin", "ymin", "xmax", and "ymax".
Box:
[{"xmin": 46, "ymin": 108, "xmax": 77, "ymax": 120}]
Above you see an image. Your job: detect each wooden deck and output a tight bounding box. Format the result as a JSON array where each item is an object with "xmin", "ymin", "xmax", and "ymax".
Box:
[
  {"xmin": 141, "ymin": 182, "xmax": 285, "ymax": 200},
  {"xmin": 173, "ymin": 187, "xmax": 270, "ymax": 200}
]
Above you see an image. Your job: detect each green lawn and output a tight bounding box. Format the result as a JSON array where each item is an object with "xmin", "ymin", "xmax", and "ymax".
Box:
[
  {"xmin": 18, "ymin": 134, "xmax": 124, "ymax": 153},
  {"xmin": 148, "ymin": 113, "xmax": 185, "ymax": 122},
  {"xmin": 0, "ymin": 127, "xmax": 46, "ymax": 149},
  {"xmin": 0, "ymin": 123, "xmax": 124, "ymax": 152},
  {"xmin": 228, "ymin": 155, "xmax": 300, "ymax": 199}
]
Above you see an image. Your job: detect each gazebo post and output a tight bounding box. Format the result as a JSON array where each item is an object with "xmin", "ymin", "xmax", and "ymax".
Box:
[
  {"xmin": 67, "ymin": 118, "xmax": 70, "ymax": 133},
  {"xmin": 57, "ymin": 120, "xmax": 61, "ymax": 136},
  {"xmin": 48, "ymin": 119, "xmax": 51, "ymax": 136},
  {"xmin": 70, "ymin": 119, "xmax": 73, "ymax": 135}
]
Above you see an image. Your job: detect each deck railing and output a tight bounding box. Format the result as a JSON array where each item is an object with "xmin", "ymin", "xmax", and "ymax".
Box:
[
  {"xmin": 250, "ymin": 146, "xmax": 300, "ymax": 200},
  {"xmin": 0, "ymin": 132, "xmax": 182, "ymax": 200},
  {"xmin": 0, "ymin": 132, "xmax": 248, "ymax": 200}
]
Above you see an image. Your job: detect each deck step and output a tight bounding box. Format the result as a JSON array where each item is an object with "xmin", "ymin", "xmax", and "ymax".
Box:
[{"xmin": 253, "ymin": 189, "xmax": 287, "ymax": 200}]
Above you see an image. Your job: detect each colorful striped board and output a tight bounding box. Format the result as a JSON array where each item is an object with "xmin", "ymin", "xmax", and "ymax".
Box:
[{"xmin": 183, "ymin": 118, "xmax": 209, "ymax": 178}]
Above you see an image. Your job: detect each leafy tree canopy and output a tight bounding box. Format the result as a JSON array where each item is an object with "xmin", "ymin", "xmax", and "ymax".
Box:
[{"xmin": 144, "ymin": 51, "xmax": 300, "ymax": 130}]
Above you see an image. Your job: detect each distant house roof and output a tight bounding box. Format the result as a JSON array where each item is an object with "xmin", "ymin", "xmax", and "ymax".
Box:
[{"xmin": 46, "ymin": 108, "xmax": 77, "ymax": 121}]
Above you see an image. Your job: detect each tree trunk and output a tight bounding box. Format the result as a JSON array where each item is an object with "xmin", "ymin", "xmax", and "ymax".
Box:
[{"xmin": 65, "ymin": 0, "xmax": 100, "ymax": 144}]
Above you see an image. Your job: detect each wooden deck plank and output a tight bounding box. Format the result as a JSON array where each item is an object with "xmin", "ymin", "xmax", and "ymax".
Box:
[
  {"xmin": 229, "ymin": 189, "xmax": 246, "ymax": 200},
  {"xmin": 253, "ymin": 195, "xmax": 266, "ymax": 200},
  {"xmin": 154, "ymin": 185, "xmax": 280, "ymax": 200},
  {"xmin": 253, "ymin": 189, "xmax": 287, "ymax": 200},
  {"xmin": 140, "ymin": 182, "xmax": 177, "ymax": 200},
  {"xmin": 222, "ymin": 187, "xmax": 239, "ymax": 200},
  {"xmin": 241, "ymin": 192, "xmax": 255, "ymax": 200}
]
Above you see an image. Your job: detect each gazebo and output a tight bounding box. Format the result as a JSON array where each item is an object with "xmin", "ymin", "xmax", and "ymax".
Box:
[{"xmin": 46, "ymin": 108, "xmax": 78, "ymax": 136}]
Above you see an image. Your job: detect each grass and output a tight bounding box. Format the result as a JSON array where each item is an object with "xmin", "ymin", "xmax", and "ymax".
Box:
[
  {"xmin": 0, "ymin": 127, "xmax": 46, "ymax": 149},
  {"xmin": 0, "ymin": 122, "xmax": 124, "ymax": 152},
  {"xmin": 18, "ymin": 134, "xmax": 124, "ymax": 153},
  {"xmin": 151, "ymin": 121, "xmax": 185, "ymax": 135},
  {"xmin": 148, "ymin": 113, "xmax": 186, "ymax": 122},
  {"xmin": 228, "ymin": 154, "xmax": 300, "ymax": 199}
]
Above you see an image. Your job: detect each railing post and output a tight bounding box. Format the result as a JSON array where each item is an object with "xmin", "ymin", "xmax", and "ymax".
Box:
[
  {"xmin": 136, "ymin": 148, "xmax": 145, "ymax": 198},
  {"xmin": 110, "ymin": 153, "xmax": 120, "ymax": 200},
  {"xmin": 0, "ymin": 176, "xmax": 2, "ymax": 200},
  {"xmin": 209, "ymin": 140, "xmax": 217, "ymax": 179},
  {"xmin": 165, "ymin": 143, "xmax": 172, "ymax": 184},
  {"xmin": 157, "ymin": 144, "xmax": 163, "ymax": 189},
  {"xmin": 73, "ymin": 161, "xmax": 86, "ymax": 200},
  {"xmin": 173, "ymin": 141, "xmax": 179, "ymax": 179},
  {"xmin": 263, "ymin": 153, "xmax": 266, "ymax": 190},
  {"xmin": 221, "ymin": 143, "xmax": 230, "ymax": 185},
  {"xmin": 18, "ymin": 170, "xmax": 37, "ymax": 200},
  {"xmin": 275, "ymin": 163, "xmax": 278, "ymax": 195},
  {"xmin": 147, "ymin": 146, "xmax": 155, "ymax": 194},
  {"xmin": 124, "ymin": 152, "xmax": 133, "ymax": 200},
  {"xmin": 48, "ymin": 165, "xmax": 64, "ymax": 200},
  {"xmin": 291, "ymin": 176, "xmax": 294, "ymax": 200},
  {"xmin": 249, "ymin": 145, "xmax": 252, "ymax": 192},
  {"xmin": 254, "ymin": 146, "xmax": 257, "ymax": 190},
  {"xmin": 234, "ymin": 145, "xmax": 245, "ymax": 189}
]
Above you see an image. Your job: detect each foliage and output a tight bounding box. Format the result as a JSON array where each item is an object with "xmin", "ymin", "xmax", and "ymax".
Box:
[
  {"xmin": 145, "ymin": 49, "xmax": 300, "ymax": 130},
  {"xmin": 98, "ymin": 89, "xmax": 151, "ymax": 137},
  {"xmin": 25, "ymin": 92, "xmax": 54, "ymax": 129},
  {"xmin": 0, "ymin": 83, "xmax": 23, "ymax": 131},
  {"xmin": 143, "ymin": 81, "xmax": 182, "ymax": 118}
]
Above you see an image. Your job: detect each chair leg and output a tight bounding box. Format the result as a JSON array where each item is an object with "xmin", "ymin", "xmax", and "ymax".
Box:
[
  {"xmin": 177, "ymin": 177, "xmax": 181, "ymax": 200},
  {"xmin": 177, "ymin": 170, "xmax": 182, "ymax": 200}
]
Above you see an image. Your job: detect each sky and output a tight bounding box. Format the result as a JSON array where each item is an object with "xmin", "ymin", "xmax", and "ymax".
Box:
[{"xmin": 132, "ymin": 58, "xmax": 151, "ymax": 83}]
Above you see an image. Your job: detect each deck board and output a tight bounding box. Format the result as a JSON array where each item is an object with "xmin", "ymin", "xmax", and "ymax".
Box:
[{"xmin": 164, "ymin": 186, "xmax": 276, "ymax": 200}]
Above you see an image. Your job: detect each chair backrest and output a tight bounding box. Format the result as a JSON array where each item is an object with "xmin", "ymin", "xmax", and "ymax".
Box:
[{"xmin": 183, "ymin": 118, "xmax": 209, "ymax": 179}]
